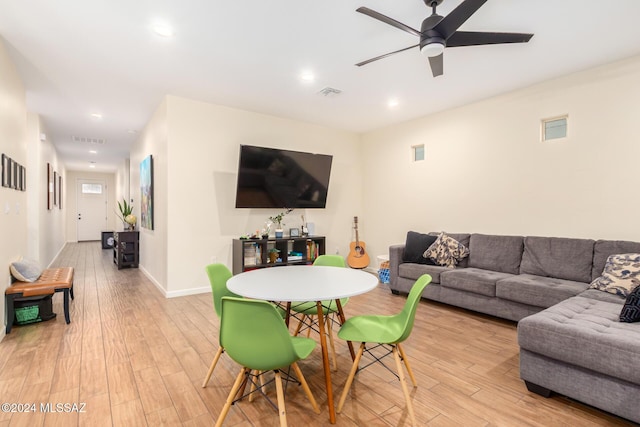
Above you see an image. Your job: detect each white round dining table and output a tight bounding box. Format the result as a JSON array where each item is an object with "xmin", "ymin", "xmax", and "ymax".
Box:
[{"xmin": 227, "ymin": 265, "xmax": 378, "ymax": 424}]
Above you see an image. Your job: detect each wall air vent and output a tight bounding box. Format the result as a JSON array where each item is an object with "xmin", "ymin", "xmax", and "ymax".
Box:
[
  {"xmin": 72, "ymin": 136, "xmax": 106, "ymax": 144},
  {"xmin": 317, "ymin": 87, "xmax": 342, "ymax": 97}
]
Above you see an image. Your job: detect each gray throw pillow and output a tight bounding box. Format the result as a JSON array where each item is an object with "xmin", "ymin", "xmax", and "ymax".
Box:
[{"xmin": 10, "ymin": 258, "xmax": 42, "ymax": 282}]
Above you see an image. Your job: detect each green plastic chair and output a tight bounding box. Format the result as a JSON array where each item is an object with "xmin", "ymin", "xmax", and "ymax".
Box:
[
  {"xmin": 215, "ymin": 296, "xmax": 320, "ymax": 427},
  {"xmin": 290, "ymin": 254, "xmax": 348, "ymax": 370},
  {"xmin": 202, "ymin": 263, "xmax": 238, "ymax": 388},
  {"xmin": 336, "ymin": 274, "xmax": 432, "ymax": 427}
]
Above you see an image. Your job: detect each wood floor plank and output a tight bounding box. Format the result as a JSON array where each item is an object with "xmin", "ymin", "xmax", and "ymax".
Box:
[{"xmin": 0, "ymin": 241, "xmax": 635, "ymax": 426}]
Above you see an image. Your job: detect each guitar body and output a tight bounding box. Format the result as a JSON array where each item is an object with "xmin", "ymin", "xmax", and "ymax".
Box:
[{"xmin": 347, "ymin": 216, "xmax": 370, "ymax": 269}]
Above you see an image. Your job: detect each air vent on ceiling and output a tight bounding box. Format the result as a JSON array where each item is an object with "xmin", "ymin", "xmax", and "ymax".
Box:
[
  {"xmin": 317, "ymin": 87, "xmax": 342, "ymax": 97},
  {"xmin": 72, "ymin": 136, "xmax": 106, "ymax": 144}
]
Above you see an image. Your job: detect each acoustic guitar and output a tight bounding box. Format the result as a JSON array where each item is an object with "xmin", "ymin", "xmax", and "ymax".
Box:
[{"xmin": 347, "ymin": 216, "xmax": 370, "ymax": 269}]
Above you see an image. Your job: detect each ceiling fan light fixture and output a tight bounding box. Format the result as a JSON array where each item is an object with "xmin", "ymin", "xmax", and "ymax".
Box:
[{"xmin": 420, "ymin": 42, "xmax": 444, "ymax": 58}]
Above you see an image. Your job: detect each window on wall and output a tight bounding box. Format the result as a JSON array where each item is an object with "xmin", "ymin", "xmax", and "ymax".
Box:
[
  {"xmin": 81, "ymin": 183, "xmax": 103, "ymax": 194},
  {"xmin": 541, "ymin": 115, "xmax": 568, "ymax": 141},
  {"xmin": 412, "ymin": 144, "xmax": 425, "ymax": 161}
]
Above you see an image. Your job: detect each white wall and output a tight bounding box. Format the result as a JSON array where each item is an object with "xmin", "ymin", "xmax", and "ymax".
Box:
[
  {"xmin": 131, "ymin": 95, "xmax": 363, "ymax": 296},
  {"xmin": 361, "ymin": 55, "xmax": 640, "ymax": 258}
]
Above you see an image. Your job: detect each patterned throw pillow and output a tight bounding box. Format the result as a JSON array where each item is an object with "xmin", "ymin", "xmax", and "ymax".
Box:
[
  {"xmin": 10, "ymin": 258, "xmax": 42, "ymax": 282},
  {"xmin": 589, "ymin": 253, "xmax": 640, "ymax": 297},
  {"xmin": 423, "ymin": 232, "xmax": 470, "ymax": 268},
  {"xmin": 620, "ymin": 285, "xmax": 640, "ymax": 323}
]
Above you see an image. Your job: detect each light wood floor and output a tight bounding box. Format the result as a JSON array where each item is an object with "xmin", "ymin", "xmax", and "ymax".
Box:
[{"xmin": 0, "ymin": 242, "xmax": 635, "ymax": 426}]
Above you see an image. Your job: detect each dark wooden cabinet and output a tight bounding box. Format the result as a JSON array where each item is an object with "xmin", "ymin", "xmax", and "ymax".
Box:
[
  {"xmin": 232, "ymin": 236, "xmax": 325, "ymax": 275},
  {"xmin": 113, "ymin": 231, "xmax": 139, "ymax": 269}
]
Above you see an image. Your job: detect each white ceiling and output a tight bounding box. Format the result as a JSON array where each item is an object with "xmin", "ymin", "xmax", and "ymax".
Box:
[{"xmin": 2, "ymin": 0, "xmax": 640, "ymax": 172}]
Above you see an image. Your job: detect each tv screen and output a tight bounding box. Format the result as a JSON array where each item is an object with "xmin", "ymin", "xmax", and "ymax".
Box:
[{"xmin": 235, "ymin": 145, "xmax": 333, "ymax": 209}]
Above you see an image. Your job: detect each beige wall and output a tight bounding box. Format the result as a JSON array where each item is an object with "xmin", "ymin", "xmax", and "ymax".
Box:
[
  {"xmin": 0, "ymin": 38, "xmax": 27, "ymax": 337},
  {"xmin": 130, "ymin": 99, "xmax": 168, "ymax": 293},
  {"xmin": 132, "ymin": 95, "xmax": 363, "ymax": 296},
  {"xmin": 361, "ymin": 55, "xmax": 640, "ymax": 259}
]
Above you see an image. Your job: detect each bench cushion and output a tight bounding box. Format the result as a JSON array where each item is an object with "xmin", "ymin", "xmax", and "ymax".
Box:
[
  {"xmin": 518, "ymin": 296, "xmax": 640, "ymax": 384},
  {"xmin": 6, "ymin": 267, "xmax": 74, "ymax": 297}
]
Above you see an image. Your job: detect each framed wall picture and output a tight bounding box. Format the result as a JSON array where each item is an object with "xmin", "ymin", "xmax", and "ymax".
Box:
[
  {"xmin": 47, "ymin": 163, "xmax": 53, "ymax": 210},
  {"xmin": 58, "ymin": 175, "xmax": 62, "ymax": 208},
  {"xmin": 21, "ymin": 166, "xmax": 26, "ymax": 191},
  {"xmin": 12, "ymin": 159, "xmax": 18, "ymax": 190},
  {"xmin": 289, "ymin": 228, "xmax": 300, "ymax": 237},
  {"xmin": 53, "ymin": 171, "xmax": 58, "ymax": 206},
  {"xmin": 1, "ymin": 154, "xmax": 9, "ymax": 188},
  {"xmin": 140, "ymin": 155, "xmax": 154, "ymax": 230}
]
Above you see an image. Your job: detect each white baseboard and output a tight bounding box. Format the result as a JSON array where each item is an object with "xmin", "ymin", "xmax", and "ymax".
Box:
[{"xmin": 139, "ymin": 264, "xmax": 211, "ymax": 299}]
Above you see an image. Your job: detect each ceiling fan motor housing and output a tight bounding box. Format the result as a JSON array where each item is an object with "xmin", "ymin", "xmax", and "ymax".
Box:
[{"xmin": 420, "ymin": 15, "xmax": 445, "ymax": 50}]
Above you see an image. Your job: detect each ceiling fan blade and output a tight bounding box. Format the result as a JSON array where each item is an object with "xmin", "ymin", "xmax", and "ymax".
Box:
[
  {"xmin": 356, "ymin": 7, "xmax": 421, "ymax": 37},
  {"xmin": 433, "ymin": 0, "xmax": 488, "ymax": 39},
  {"xmin": 447, "ymin": 31, "xmax": 533, "ymax": 47},
  {"xmin": 428, "ymin": 54, "xmax": 444, "ymax": 77},
  {"xmin": 356, "ymin": 44, "xmax": 419, "ymax": 67}
]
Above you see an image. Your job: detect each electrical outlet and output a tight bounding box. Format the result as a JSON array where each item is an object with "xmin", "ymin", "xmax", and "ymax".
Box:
[
  {"xmin": 335, "ymin": 247, "xmax": 340, "ymax": 255},
  {"xmin": 210, "ymin": 256, "xmax": 217, "ymax": 263}
]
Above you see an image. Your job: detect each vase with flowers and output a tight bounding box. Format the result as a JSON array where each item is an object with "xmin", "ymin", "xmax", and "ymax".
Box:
[{"xmin": 117, "ymin": 199, "xmax": 137, "ymax": 231}]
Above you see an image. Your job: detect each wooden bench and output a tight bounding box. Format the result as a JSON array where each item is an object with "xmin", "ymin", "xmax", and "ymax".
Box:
[{"xmin": 5, "ymin": 267, "xmax": 74, "ymax": 334}]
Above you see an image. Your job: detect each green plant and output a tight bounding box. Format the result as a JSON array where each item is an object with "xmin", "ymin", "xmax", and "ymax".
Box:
[
  {"xmin": 269, "ymin": 208, "xmax": 293, "ymax": 228},
  {"xmin": 117, "ymin": 199, "xmax": 133, "ymax": 223},
  {"xmin": 268, "ymin": 248, "xmax": 281, "ymax": 254}
]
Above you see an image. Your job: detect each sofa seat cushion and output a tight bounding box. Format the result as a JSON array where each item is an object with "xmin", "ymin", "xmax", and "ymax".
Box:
[
  {"xmin": 398, "ymin": 263, "xmax": 449, "ymax": 284},
  {"xmin": 496, "ymin": 274, "xmax": 589, "ymax": 308},
  {"xmin": 468, "ymin": 234, "xmax": 524, "ymax": 275},
  {"xmin": 518, "ymin": 296, "xmax": 640, "ymax": 384},
  {"xmin": 520, "ymin": 236, "xmax": 595, "ymax": 283},
  {"xmin": 578, "ymin": 289, "xmax": 627, "ymax": 304},
  {"xmin": 440, "ymin": 268, "xmax": 515, "ymax": 297}
]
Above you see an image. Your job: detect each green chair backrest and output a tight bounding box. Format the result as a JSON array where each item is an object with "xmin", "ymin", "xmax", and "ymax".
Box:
[
  {"xmin": 395, "ymin": 274, "xmax": 432, "ymax": 344},
  {"xmin": 220, "ymin": 296, "xmax": 301, "ymax": 371},
  {"xmin": 313, "ymin": 254, "xmax": 346, "ymax": 268},
  {"xmin": 205, "ymin": 263, "xmax": 236, "ymax": 318}
]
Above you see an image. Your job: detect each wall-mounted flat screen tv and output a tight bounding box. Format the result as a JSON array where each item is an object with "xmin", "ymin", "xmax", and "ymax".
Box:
[{"xmin": 235, "ymin": 145, "xmax": 333, "ymax": 209}]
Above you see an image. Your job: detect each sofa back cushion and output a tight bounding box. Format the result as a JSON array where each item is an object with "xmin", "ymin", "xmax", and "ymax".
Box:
[
  {"xmin": 591, "ymin": 240, "xmax": 640, "ymax": 282},
  {"xmin": 468, "ymin": 234, "xmax": 524, "ymax": 274},
  {"xmin": 520, "ymin": 236, "xmax": 594, "ymax": 283}
]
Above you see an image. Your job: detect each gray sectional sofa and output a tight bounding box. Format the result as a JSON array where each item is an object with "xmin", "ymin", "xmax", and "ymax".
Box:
[{"xmin": 389, "ymin": 232, "xmax": 640, "ymax": 424}]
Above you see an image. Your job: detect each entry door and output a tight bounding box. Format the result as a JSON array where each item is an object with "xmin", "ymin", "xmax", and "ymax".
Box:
[{"xmin": 77, "ymin": 179, "xmax": 107, "ymax": 241}]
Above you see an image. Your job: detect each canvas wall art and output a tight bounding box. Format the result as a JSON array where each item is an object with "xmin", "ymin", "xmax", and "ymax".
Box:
[{"xmin": 140, "ymin": 155, "xmax": 154, "ymax": 230}]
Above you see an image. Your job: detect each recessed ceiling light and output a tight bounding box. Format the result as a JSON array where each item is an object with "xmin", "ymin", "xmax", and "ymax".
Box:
[
  {"xmin": 388, "ymin": 98, "xmax": 399, "ymax": 108},
  {"xmin": 152, "ymin": 23, "xmax": 174, "ymax": 37},
  {"xmin": 91, "ymin": 113, "xmax": 103, "ymax": 119},
  {"xmin": 89, "ymin": 150, "xmax": 97, "ymax": 154},
  {"xmin": 300, "ymin": 71, "xmax": 315, "ymax": 83},
  {"xmin": 127, "ymin": 129, "xmax": 138, "ymax": 134},
  {"xmin": 89, "ymin": 164, "xmax": 96, "ymax": 168}
]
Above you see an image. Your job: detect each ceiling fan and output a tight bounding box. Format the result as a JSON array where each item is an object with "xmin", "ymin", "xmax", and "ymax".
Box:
[{"xmin": 356, "ymin": 0, "xmax": 534, "ymax": 77}]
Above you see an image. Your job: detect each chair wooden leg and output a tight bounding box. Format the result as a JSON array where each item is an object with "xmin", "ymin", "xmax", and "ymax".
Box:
[
  {"xmin": 202, "ymin": 346, "xmax": 225, "ymax": 387},
  {"xmin": 397, "ymin": 343, "xmax": 417, "ymax": 387},
  {"xmin": 291, "ymin": 362, "xmax": 320, "ymax": 414},
  {"xmin": 215, "ymin": 367, "xmax": 249, "ymax": 427},
  {"xmin": 325, "ymin": 314, "xmax": 338, "ymax": 371},
  {"xmin": 248, "ymin": 370, "xmax": 263, "ymax": 402},
  {"xmin": 293, "ymin": 315, "xmax": 305, "ymax": 337},
  {"xmin": 337, "ymin": 342, "xmax": 365, "ymax": 413},
  {"xmin": 274, "ymin": 370, "xmax": 288, "ymax": 427},
  {"xmin": 392, "ymin": 345, "xmax": 416, "ymax": 427}
]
